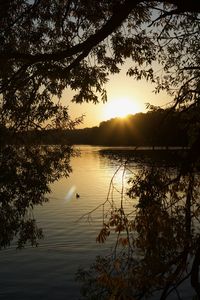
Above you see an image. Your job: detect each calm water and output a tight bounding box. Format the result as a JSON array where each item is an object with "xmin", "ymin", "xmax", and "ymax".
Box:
[
  {"xmin": 0, "ymin": 145, "xmax": 194, "ymax": 299},
  {"xmin": 0, "ymin": 145, "xmax": 134, "ymax": 300}
]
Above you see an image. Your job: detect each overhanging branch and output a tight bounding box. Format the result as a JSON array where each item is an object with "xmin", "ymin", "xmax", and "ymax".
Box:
[
  {"xmin": 0, "ymin": 0, "xmax": 139, "ymax": 63},
  {"xmin": 1, "ymin": 0, "xmax": 200, "ymax": 65}
]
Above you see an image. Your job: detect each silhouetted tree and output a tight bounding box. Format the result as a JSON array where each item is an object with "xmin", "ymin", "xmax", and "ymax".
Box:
[
  {"xmin": 0, "ymin": 1, "xmax": 200, "ymax": 132},
  {"xmin": 1, "ymin": 1, "xmax": 200, "ymax": 298},
  {"xmin": 0, "ymin": 144, "xmax": 73, "ymax": 248},
  {"xmin": 77, "ymin": 162, "xmax": 200, "ymax": 299}
]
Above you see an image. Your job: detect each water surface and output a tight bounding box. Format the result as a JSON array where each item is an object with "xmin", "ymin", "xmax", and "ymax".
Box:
[
  {"xmin": 0, "ymin": 145, "xmax": 128, "ymax": 299},
  {"xmin": 0, "ymin": 145, "xmax": 194, "ymax": 299}
]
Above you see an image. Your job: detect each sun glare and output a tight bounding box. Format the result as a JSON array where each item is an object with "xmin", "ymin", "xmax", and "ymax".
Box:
[{"xmin": 103, "ymin": 97, "xmax": 140, "ymax": 120}]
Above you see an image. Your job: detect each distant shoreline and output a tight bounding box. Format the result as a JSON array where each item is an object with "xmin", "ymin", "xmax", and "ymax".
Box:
[{"xmin": 1, "ymin": 111, "xmax": 189, "ymax": 147}]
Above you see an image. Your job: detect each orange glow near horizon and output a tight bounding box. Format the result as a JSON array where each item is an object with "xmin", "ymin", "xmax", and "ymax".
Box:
[
  {"xmin": 63, "ymin": 68, "xmax": 171, "ymax": 128},
  {"xmin": 102, "ymin": 97, "xmax": 141, "ymax": 120}
]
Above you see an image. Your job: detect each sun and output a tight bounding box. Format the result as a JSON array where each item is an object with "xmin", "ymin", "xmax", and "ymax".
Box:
[{"xmin": 103, "ymin": 97, "xmax": 140, "ymax": 120}]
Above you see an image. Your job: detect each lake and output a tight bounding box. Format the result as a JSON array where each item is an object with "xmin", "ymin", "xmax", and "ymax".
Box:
[
  {"xmin": 0, "ymin": 145, "xmax": 135, "ymax": 299},
  {"xmin": 0, "ymin": 145, "xmax": 195, "ymax": 299}
]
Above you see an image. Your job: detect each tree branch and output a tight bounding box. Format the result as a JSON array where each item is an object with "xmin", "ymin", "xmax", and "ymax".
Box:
[
  {"xmin": 1, "ymin": 0, "xmax": 200, "ymax": 65},
  {"xmin": 0, "ymin": 0, "xmax": 139, "ymax": 63},
  {"xmin": 148, "ymin": 9, "xmax": 180, "ymax": 27}
]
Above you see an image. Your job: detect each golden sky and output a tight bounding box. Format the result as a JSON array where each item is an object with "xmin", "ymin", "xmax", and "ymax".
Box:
[{"xmin": 63, "ymin": 64, "xmax": 171, "ymax": 128}]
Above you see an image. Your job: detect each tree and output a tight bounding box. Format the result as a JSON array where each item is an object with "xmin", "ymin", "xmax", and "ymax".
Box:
[
  {"xmin": 1, "ymin": 1, "xmax": 200, "ymax": 298},
  {"xmin": 77, "ymin": 161, "xmax": 200, "ymax": 299},
  {"xmin": 0, "ymin": 0, "xmax": 200, "ymax": 132},
  {"xmin": 0, "ymin": 144, "xmax": 73, "ymax": 248}
]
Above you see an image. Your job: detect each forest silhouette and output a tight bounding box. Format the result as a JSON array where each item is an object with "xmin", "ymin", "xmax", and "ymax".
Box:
[{"xmin": 5, "ymin": 109, "xmax": 188, "ymax": 147}]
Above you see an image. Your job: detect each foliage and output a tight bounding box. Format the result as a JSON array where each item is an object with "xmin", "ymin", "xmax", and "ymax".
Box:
[
  {"xmin": 13, "ymin": 109, "xmax": 188, "ymax": 146},
  {"xmin": 77, "ymin": 163, "xmax": 200, "ymax": 299},
  {"xmin": 0, "ymin": 144, "xmax": 73, "ymax": 248},
  {"xmin": 0, "ymin": 0, "xmax": 200, "ymax": 131},
  {"xmin": 1, "ymin": 1, "xmax": 200, "ymax": 298}
]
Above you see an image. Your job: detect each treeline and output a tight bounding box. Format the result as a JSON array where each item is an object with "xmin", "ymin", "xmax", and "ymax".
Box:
[
  {"xmin": 3, "ymin": 109, "xmax": 189, "ymax": 146},
  {"xmin": 66, "ymin": 110, "xmax": 188, "ymax": 146}
]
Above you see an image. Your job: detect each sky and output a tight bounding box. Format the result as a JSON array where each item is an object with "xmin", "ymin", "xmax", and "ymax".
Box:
[{"xmin": 62, "ymin": 63, "xmax": 171, "ymax": 129}]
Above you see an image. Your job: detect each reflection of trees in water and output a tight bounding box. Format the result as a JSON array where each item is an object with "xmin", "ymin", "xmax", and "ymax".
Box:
[
  {"xmin": 0, "ymin": 145, "xmax": 73, "ymax": 249},
  {"xmin": 77, "ymin": 157, "xmax": 200, "ymax": 299}
]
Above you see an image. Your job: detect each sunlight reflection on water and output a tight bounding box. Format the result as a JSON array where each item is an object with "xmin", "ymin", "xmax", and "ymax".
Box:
[
  {"xmin": 0, "ymin": 146, "xmax": 123, "ymax": 299},
  {"xmin": 0, "ymin": 145, "xmax": 194, "ymax": 300}
]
